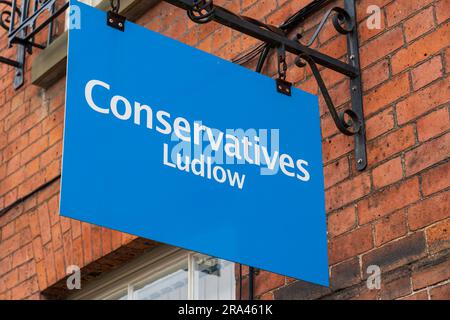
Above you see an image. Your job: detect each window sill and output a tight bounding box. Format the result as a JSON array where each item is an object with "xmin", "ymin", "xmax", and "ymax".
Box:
[{"xmin": 31, "ymin": 0, "xmax": 161, "ymax": 88}]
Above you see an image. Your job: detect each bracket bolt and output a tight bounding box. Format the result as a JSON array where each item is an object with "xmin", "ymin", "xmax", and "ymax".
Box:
[
  {"xmin": 357, "ymin": 159, "xmax": 363, "ymax": 165},
  {"xmin": 352, "ymin": 86, "xmax": 357, "ymax": 91},
  {"xmin": 109, "ymin": 18, "xmax": 113, "ymax": 23},
  {"xmin": 349, "ymin": 54, "xmax": 355, "ymax": 60},
  {"xmin": 118, "ymin": 22, "xmax": 123, "ymax": 27}
]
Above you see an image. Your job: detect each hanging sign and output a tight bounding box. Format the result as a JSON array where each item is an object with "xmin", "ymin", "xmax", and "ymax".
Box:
[{"xmin": 61, "ymin": 1, "xmax": 329, "ymax": 286}]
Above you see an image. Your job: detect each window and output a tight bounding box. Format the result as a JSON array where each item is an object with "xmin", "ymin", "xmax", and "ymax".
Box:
[{"xmin": 69, "ymin": 246, "xmax": 236, "ymax": 300}]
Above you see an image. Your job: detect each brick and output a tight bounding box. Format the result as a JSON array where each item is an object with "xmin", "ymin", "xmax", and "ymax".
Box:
[
  {"xmin": 380, "ymin": 273, "xmax": 412, "ymax": 300},
  {"xmin": 43, "ymin": 242, "xmax": 56, "ymax": 286},
  {"xmin": 372, "ymin": 157, "xmax": 403, "ymax": 188},
  {"xmin": 14, "ymin": 212, "xmax": 29, "ymax": 233},
  {"xmin": 385, "ymin": 0, "xmax": 433, "ymax": 27},
  {"xmin": 329, "ymin": 225, "xmax": 373, "ymax": 265},
  {"xmin": 51, "ymin": 223, "xmax": 63, "ymax": 250},
  {"xmin": 425, "ymin": 218, "xmax": 450, "ymax": 253},
  {"xmin": 2, "ymin": 269, "xmax": 18, "ymax": 290},
  {"xmin": 362, "ymin": 232, "xmax": 427, "ymax": 273},
  {"xmin": 12, "ymin": 243, "xmax": 33, "ymax": 268},
  {"xmin": 365, "ymin": 109, "xmax": 394, "ymax": 142},
  {"xmin": 416, "ymin": 107, "xmax": 450, "ymax": 142},
  {"xmin": 403, "ymin": 6, "xmax": 435, "ymax": 42},
  {"xmin": 71, "ymin": 219, "xmax": 82, "ymax": 240},
  {"xmin": 71, "ymin": 236, "xmax": 84, "ymax": 267},
  {"xmin": 267, "ymin": 0, "xmax": 309, "ymax": 26},
  {"xmin": 430, "ymin": 282, "xmax": 450, "ymax": 300},
  {"xmin": 32, "ymin": 237, "xmax": 43, "ymax": 263},
  {"xmin": 412, "ymin": 258, "xmax": 450, "ymax": 290},
  {"xmin": 400, "ymin": 291, "xmax": 429, "ymax": 300},
  {"xmin": 320, "ymin": 37, "xmax": 348, "ymax": 61},
  {"xmin": 362, "ymin": 59, "xmax": 390, "ymax": 92},
  {"xmin": 0, "ymin": 256, "xmax": 12, "ymax": 277},
  {"xmin": 20, "ymin": 135, "xmax": 49, "ymax": 166},
  {"xmin": 35, "ymin": 260, "xmax": 47, "ymax": 291},
  {"xmin": 374, "ymin": 210, "xmax": 407, "ymax": 246},
  {"xmin": 411, "ymin": 56, "xmax": 443, "ymax": 90},
  {"xmin": 323, "ymin": 157, "xmax": 350, "ymax": 189},
  {"xmin": 367, "ymin": 125, "xmax": 416, "ymax": 166},
  {"xmin": 81, "ymin": 222, "xmax": 93, "ymax": 264},
  {"xmin": 392, "ymin": 22, "xmax": 450, "ymax": 74},
  {"xmin": 0, "ymin": 228, "xmax": 31, "ymax": 260},
  {"xmin": 48, "ymin": 124, "xmax": 63, "ymax": 146},
  {"xmin": 47, "ymin": 195, "xmax": 60, "ymax": 226},
  {"xmin": 330, "ymin": 257, "xmax": 361, "ymax": 291},
  {"xmin": 37, "ymin": 202, "xmax": 51, "ymax": 245},
  {"xmin": 364, "ymin": 74, "xmax": 410, "ymax": 116},
  {"xmin": 408, "ymin": 191, "xmax": 450, "ymax": 230},
  {"xmin": 360, "ymin": 27, "xmax": 404, "ymax": 68},
  {"xmin": 358, "ymin": 177, "xmax": 420, "ymax": 224},
  {"xmin": 254, "ymin": 271, "xmax": 285, "ymax": 297},
  {"xmin": 351, "ymin": 287, "xmax": 379, "ymax": 300},
  {"xmin": 62, "ymin": 231, "xmax": 72, "ymax": 267},
  {"xmin": 322, "ymin": 133, "xmax": 354, "ymax": 164},
  {"xmin": 91, "ymin": 225, "xmax": 103, "ymax": 261},
  {"xmin": 243, "ymin": 0, "xmax": 277, "ymax": 21},
  {"xmin": 405, "ymin": 133, "xmax": 450, "ymax": 176},
  {"xmin": 421, "ymin": 162, "xmax": 450, "ymax": 196},
  {"xmin": 327, "ymin": 205, "xmax": 356, "ymax": 238},
  {"xmin": 11, "ymin": 277, "xmax": 38, "ymax": 300},
  {"xmin": 101, "ymin": 228, "xmax": 112, "ymax": 256},
  {"xmin": 18, "ymin": 260, "xmax": 36, "ymax": 283},
  {"xmin": 54, "ymin": 248, "xmax": 66, "ymax": 281},
  {"xmin": 325, "ymin": 173, "xmax": 371, "ymax": 211},
  {"xmin": 435, "ymin": 0, "xmax": 450, "ymax": 24},
  {"xmin": 273, "ymin": 280, "xmax": 331, "ymax": 300},
  {"xmin": 1, "ymin": 221, "xmax": 15, "ymax": 240}
]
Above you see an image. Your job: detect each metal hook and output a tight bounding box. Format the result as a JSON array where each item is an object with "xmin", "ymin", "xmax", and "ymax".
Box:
[
  {"xmin": 276, "ymin": 44, "xmax": 292, "ymax": 96},
  {"xmin": 187, "ymin": 0, "xmax": 215, "ymax": 24},
  {"xmin": 107, "ymin": 0, "xmax": 125, "ymax": 31},
  {"xmin": 110, "ymin": 0, "xmax": 120, "ymax": 13}
]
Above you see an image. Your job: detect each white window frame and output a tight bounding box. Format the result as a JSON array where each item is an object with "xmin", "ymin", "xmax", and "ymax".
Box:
[{"xmin": 68, "ymin": 245, "xmax": 235, "ymax": 300}]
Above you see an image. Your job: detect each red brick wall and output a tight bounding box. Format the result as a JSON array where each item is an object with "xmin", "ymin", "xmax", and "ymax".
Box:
[{"xmin": 0, "ymin": 0, "xmax": 449, "ymax": 300}]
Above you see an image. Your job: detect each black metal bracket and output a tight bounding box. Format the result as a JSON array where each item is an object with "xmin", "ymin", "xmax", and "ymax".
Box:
[
  {"xmin": 165, "ymin": 0, "xmax": 367, "ymax": 171},
  {"xmin": 0, "ymin": 0, "xmax": 367, "ymax": 170},
  {"xmin": 294, "ymin": 0, "xmax": 367, "ymax": 170},
  {"xmin": 107, "ymin": 10, "xmax": 126, "ymax": 31}
]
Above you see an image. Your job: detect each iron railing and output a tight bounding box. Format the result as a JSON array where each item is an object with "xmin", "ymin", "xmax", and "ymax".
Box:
[{"xmin": 0, "ymin": 0, "xmax": 68, "ymax": 88}]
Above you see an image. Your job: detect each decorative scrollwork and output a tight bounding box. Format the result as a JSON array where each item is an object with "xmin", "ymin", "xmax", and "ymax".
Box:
[
  {"xmin": 0, "ymin": 0, "xmax": 21, "ymax": 32},
  {"xmin": 295, "ymin": 53, "xmax": 361, "ymax": 136},
  {"xmin": 187, "ymin": 0, "xmax": 215, "ymax": 24},
  {"xmin": 296, "ymin": 7, "xmax": 354, "ymax": 47}
]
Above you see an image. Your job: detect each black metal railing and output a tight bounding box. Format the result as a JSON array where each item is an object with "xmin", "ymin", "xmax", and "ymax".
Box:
[{"xmin": 0, "ymin": 0, "xmax": 68, "ymax": 88}]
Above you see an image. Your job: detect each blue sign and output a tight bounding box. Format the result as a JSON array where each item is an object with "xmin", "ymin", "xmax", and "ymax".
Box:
[{"xmin": 61, "ymin": 1, "xmax": 329, "ymax": 286}]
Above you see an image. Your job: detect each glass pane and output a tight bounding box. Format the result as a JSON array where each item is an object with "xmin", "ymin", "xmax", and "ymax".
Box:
[
  {"xmin": 133, "ymin": 265, "xmax": 188, "ymax": 300},
  {"xmin": 192, "ymin": 255, "xmax": 235, "ymax": 300}
]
